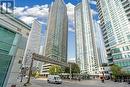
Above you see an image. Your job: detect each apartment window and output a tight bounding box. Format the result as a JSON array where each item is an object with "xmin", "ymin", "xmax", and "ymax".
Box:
[
  {"xmin": 113, "ymin": 54, "xmax": 122, "ymax": 59},
  {"xmin": 112, "ymin": 48, "xmax": 120, "ymax": 53}
]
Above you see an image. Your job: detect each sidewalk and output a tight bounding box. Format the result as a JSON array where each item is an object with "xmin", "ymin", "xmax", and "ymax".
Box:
[
  {"xmin": 14, "ymin": 78, "xmax": 43, "ymax": 87},
  {"xmin": 15, "ymin": 78, "xmax": 130, "ymax": 87},
  {"xmin": 65, "ymin": 79, "xmax": 130, "ymax": 87}
]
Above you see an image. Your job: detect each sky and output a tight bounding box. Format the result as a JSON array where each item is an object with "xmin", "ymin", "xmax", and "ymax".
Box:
[{"xmin": 13, "ymin": 0, "xmax": 98, "ymax": 61}]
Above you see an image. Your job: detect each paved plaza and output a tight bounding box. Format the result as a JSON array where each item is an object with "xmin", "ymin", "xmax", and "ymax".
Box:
[{"xmin": 15, "ymin": 78, "xmax": 130, "ymax": 87}]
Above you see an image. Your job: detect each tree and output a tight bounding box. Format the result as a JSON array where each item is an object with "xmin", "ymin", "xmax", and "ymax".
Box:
[
  {"xmin": 48, "ymin": 65, "xmax": 62, "ymax": 75},
  {"xmin": 65, "ymin": 67, "xmax": 70, "ymax": 73},
  {"xmin": 32, "ymin": 71, "xmax": 40, "ymax": 78},
  {"xmin": 71, "ymin": 63, "xmax": 80, "ymax": 74},
  {"xmin": 110, "ymin": 64, "xmax": 122, "ymax": 78},
  {"xmin": 65, "ymin": 63, "xmax": 80, "ymax": 77}
]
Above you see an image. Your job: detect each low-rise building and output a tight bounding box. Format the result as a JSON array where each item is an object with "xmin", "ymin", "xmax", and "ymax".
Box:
[
  {"xmin": 40, "ymin": 63, "xmax": 53, "ymax": 77},
  {"xmin": 0, "ymin": 13, "xmax": 31, "ymax": 87}
]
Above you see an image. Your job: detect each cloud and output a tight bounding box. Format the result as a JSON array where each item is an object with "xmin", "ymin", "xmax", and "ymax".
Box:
[
  {"xmin": 19, "ymin": 16, "xmax": 36, "ymax": 24},
  {"xmin": 14, "ymin": 5, "xmax": 49, "ymax": 25},
  {"xmin": 68, "ymin": 28, "xmax": 75, "ymax": 33},
  {"xmin": 66, "ymin": 3, "xmax": 75, "ymax": 33},
  {"xmin": 97, "ymin": 20, "xmax": 100, "ymax": 24},
  {"xmin": 67, "ymin": 58, "xmax": 76, "ymax": 63},
  {"xmin": 91, "ymin": 9, "xmax": 98, "ymax": 15},
  {"xmin": 14, "ymin": 3, "xmax": 76, "ymax": 33},
  {"xmin": 90, "ymin": 0, "xmax": 97, "ymax": 5}
]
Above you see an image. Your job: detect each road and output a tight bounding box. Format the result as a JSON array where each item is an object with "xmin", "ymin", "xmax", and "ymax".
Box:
[{"xmin": 26, "ymin": 78, "xmax": 130, "ymax": 87}]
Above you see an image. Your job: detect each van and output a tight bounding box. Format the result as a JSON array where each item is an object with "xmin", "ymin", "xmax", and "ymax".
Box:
[{"xmin": 47, "ymin": 75, "xmax": 62, "ymax": 84}]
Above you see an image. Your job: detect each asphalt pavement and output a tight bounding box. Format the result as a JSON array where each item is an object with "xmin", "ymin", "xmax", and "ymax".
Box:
[{"xmin": 15, "ymin": 78, "xmax": 130, "ymax": 87}]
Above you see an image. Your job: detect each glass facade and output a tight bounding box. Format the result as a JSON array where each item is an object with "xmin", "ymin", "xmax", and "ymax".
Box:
[
  {"xmin": 97, "ymin": 0, "xmax": 130, "ymax": 73},
  {"xmin": 75, "ymin": 0, "xmax": 99, "ymax": 75},
  {"xmin": 75, "ymin": 3, "xmax": 86, "ymax": 73},
  {"xmin": 45, "ymin": 0, "xmax": 68, "ymax": 63},
  {"xmin": 0, "ymin": 25, "xmax": 20, "ymax": 87}
]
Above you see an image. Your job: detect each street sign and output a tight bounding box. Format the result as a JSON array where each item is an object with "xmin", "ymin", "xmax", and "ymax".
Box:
[{"xmin": 32, "ymin": 53, "xmax": 69, "ymax": 67}]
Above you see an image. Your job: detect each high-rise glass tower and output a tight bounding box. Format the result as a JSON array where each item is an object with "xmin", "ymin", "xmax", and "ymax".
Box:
[
  {"xmin": 97, "ymin": 0, "xmax": 130, "ymax": 73},
  {"xmin": 45, "ymin": 0, "xmax": 68, "ymax": 63},
  {"xmin": 93, "ymin": 21, "xmax": 108, "ymax": 65},
  {"xmin": 75, "ymin": 3, "xmax": 86, "ymax": 73},
  {"xmin": 75, "ymin": 0, "xmax": 99, "ymax": 75}
]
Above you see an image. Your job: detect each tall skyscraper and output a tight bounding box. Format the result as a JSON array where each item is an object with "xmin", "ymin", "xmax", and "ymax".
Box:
[
  {"xmin": 93, "ymin": 21, "xmax": 108, "ymax": 65},
  {"xmin": 75, "ymin": 0, "xmax": 99, "ymax": 75},
  {"xmin": 75, "ymin": 3, "xmax": 86, "ymax": 73},
  {"xmin": 97, "ymin": 0, "xmax": 130, "ymax": 73},
  {"xmin": 93, "ymin": 20, "xmax": 110, "ymax": 76},
  {"xmin": 45, "ymin": 0, "xmax": 68, "ymax": 63},
  {"xmin": 23, "ymin": 20, "xmax": 42, "ymax": 67}
]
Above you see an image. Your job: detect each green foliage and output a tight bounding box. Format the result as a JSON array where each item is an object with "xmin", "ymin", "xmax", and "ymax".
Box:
[
  {"xmin": 32, "ymin": 71, "xmax": 40, "ymax": 78},
  {"xmin": 65, "ymin": 67, "xmax": 70, "ymax": 73},
  {"xmin": 71, "ymin": 63, "xmax": 80, "ymax": 74},
  {"xmin": 111, "ymin": 64, "xmax": 122, "ymax": 77},
  {"xmin": 65, "ymin": 63, "xmax": 80, "ymax": 74},
  {"xmin": 48, "ymin": 65, "xmax": 62, "ymax": 75},
  {"xmin": 111, "ymin": 64, "xmax": 130, "ymax": 79}
]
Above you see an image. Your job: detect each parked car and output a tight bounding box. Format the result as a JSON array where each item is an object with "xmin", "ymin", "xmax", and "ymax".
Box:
[{"xmin": 47, "ymin": 75, "xmax": 62, "ymax": 84}]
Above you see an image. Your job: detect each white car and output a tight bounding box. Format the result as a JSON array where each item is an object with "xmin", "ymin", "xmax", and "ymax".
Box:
[{"xmin": 47, "ymin": 75, "xmax": 62, "ymax": 84}]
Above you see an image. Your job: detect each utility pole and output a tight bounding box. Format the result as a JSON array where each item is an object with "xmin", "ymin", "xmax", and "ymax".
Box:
[
  {"xmin": 24, "ymin": 56, "xmax": 34, "ymax": 86},
  {"xmin": 69, "ymin": 63, "xmax": 72, "ymax": 80}
]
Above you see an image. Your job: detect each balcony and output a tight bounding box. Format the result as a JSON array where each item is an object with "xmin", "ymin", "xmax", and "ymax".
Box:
[
  {"xmin": 108, "ymin": 62, "xmax": 114, "ymax": 65},
  {"xmin": 107, "ymin": 56, "xmax": 112, "ymax": 60}
]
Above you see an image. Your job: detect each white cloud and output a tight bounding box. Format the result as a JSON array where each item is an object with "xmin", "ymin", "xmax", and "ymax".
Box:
[
  {"xmin": 90, "ymin": 0, "xmax": 97, "ymax": 5},
  {"xmin": 91, "ymin": 9, "xmax": 98, "ymax": 15},
  {"xmin": 68, "ymin": 28, "xmax": 75, "ymax": 33},
  {"xmin": 19, "ymin": 16, "xmax": 36, "ymax": 24},
  {"xmin": 97, "ymin": 20, "xmax": 100, "ymax": 24},
  {"xmin": 68, "ymin": 58, "xmax": 76, "ymax": 63},
  {"xmin": 66, "ymin": 3, "xmax": 75, "ymax": 33},
  {"xmin": 14, "ymin": 5, "xmax": 49, "ymax": 25},
  {"xmin": 14, "ymin": 3, "xmax": 76, "ymax": 33}
]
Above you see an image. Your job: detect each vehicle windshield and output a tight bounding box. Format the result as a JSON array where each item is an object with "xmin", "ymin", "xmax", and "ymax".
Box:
[{"xmin": 54, "ymin": 77, "xmax": 60, "ymax": 80}]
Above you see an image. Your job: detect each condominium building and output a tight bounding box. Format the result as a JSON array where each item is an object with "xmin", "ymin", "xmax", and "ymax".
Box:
[
  {"xmin": 75, "ymin": 0, "xmax": 99, "ymax": 76},
  {"xmin": 75, "ymin": 3, "xmax": 86, "ymax": 73},
  {"xmin": 45, "ymin": 0, "xmax": 68, "ymax": 63},
  {"xmin": 22, "ymin": 20, "xmax": 42, "ymax": 67},
  {"xmin": 93, "ymin": 20, "xmax": 110, "ymax": 77},
  {"xmin": 96, "ymin": 0, "xmax": 130, "ymax": 73},
  {"xmin": 0, "ymin": 12, "xmax": 31, "ymax": 87},
  {"xmin": 93, "ymin": 21, "xmax": 108, "ymax": 65}
]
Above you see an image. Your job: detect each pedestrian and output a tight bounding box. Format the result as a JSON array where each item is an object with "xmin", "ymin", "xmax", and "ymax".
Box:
[
  {"xmin": 78, "ymin": 77, "xmax": 81, "ymax": 81},
  {"xmin": 100, "ymin": 77, "xmax": 104, "ymax": 83}
]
